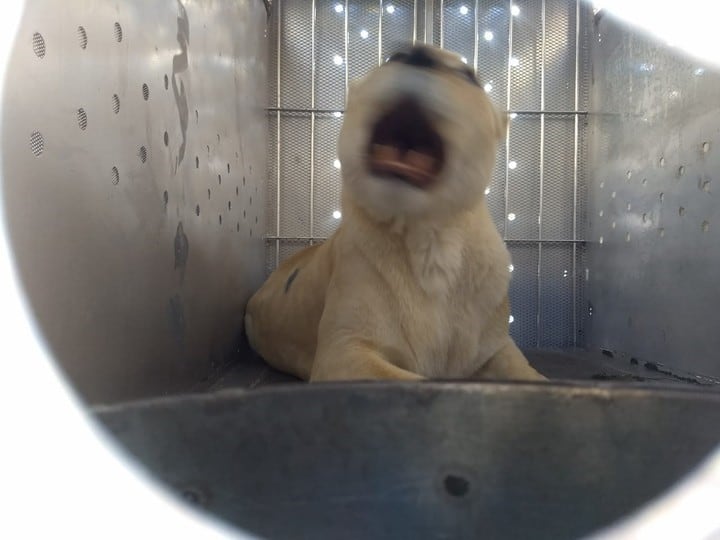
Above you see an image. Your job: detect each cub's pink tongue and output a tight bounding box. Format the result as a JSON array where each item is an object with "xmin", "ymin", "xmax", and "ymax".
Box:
[{"xmin": 370, "ymin": 144, "xmax": 437, "ymax": 188}]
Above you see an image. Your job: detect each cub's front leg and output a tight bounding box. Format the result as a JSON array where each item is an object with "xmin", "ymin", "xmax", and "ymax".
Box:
[
  {"xmin": 311, "ymin": 335, "xmax": 424, "ymax": 381},
  {"xmin": 472, "ymin": 339, "xmax": 547, "ymax": 381},
  {"xmin": 309, "ymin": 273, "xmax": 422, "ymax": 382}
]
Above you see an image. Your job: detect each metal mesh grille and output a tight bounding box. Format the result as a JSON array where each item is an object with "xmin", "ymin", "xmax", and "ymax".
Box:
[
  {"xmin": 381, "ymin": 1, "xmax": 418, "ymax": 60},
  {"xmin": 439, "ymin": 1, "xmax": 475, "ymax": 65},
  {"xmin": 268, "ymin": 2, "xmax": 279, "ymax": 108},
  {"xmin": 315, "ymin": 2, "xmax": 347, "ymax": 110},
  {"xmin": 347, "ymin": 2, "xmax": 382, "ymax": 82},
  {"xmin": 267, "ymin": 114, "xmax": 278, "ymax": 237},
  {"xmin": 279, "ymin": 1, "xmax": 313, "ymax": 109},
  {"xmin": 486, "ymin": 137, "xmax": 507, "ymax": 231},
  {"xmin": 544, "ymin": 0, "xmax": 576, "ymax": 112},
  {"xmin": 314, "ymin": 113, "xmax": 344, "ymax": 237},
  {"xmin": 543, "ymin": 114, "xmax": 576, "ymax": 239},
  {"xmin": 508, "ymin": 243, "xmax": 539, "ymax": 348},
  {"xmin": 278, "ymin": 112, "xmax": 311, "ymax": 240},
  {"xmin": 538, "ymin": 242, "xmax": 575, "ymax": 347},
  {"xmin": 267, "ymin": 0, "xmax": 589, "ymax": 348},
  {"xmin": 506, "ymin": 116, "xmax": 541, "ymax": 240},
  {"xmin": 509, "ymin": 0, "xmax": 542, "ymax": 111},
  {"xmin": 475, "ymin": 1, "xmax": 511, "ymax": 111}
]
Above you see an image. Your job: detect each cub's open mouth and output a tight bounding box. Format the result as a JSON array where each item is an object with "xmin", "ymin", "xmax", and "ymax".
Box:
[{"xmin": 367, "ymin": 96, "xmax": 445, "ymax": 189}]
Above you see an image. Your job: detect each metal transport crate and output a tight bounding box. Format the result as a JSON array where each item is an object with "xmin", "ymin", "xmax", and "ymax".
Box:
[{"xmin": 2, "ymin": 1, "xmax": 720, "ymax": 538}]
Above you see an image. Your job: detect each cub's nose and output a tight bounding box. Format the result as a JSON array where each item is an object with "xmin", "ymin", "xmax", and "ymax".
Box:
[{"xmin": 387, "ymin": 45, "xmax": 438, "ymax": 70}]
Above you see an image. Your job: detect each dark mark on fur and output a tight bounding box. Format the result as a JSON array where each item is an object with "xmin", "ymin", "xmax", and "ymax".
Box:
[{"xmin": 285, "ymin": 268, "xmax": 300, "ymax": 294}]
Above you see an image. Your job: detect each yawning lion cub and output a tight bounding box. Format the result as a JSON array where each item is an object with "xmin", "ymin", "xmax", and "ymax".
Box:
[{"xmin": 245, "ymin": 44, "xmax": 545, "ymax": 382}]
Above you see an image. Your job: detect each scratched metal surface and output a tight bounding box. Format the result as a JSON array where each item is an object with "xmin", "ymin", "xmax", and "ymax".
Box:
[
  {"xmin": 95, "ymin": 382, "xmax": 720, "ymax": 540},
  {"xmin": 586, "ymin": 11, "xmax": 720, "ymax": 378},
  {"xmin": 2, "ymin": 0, "xmax": 268, "ymax": 404}
]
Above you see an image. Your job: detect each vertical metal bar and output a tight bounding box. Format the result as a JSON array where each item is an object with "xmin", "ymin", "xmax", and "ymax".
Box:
[
  {"xmin": 379, "ymin": 0, "xmax": 384, "ymax": 66},
  {"xmin": 537, "ymin": 0, "xmax": 546, "ymax": 348},
  {"xmin": 425, "ymin": 0, "xmax": 434, "ymax": 45},
  {"xmin": 344, "ymin": 0, "xmax": 349, "ymax": 98},
  {"xmin": 413, "ymin": 0, "xmax": 418, "ymax": 44},
  {"xmin": 473, "ymin": 0, "xmax": 479, "ymax": 73},
  {"xmin": 309, "ymin": 0, "xmax": 316, "ymax": 246},
  {"xmin": 503, "ymin": 1, "xmax": 513, "ymax": 240},
  {"xmin": 439, "ymin": 0, "xmax": 445, "ymax": 48},
  {"xmin": 275, "ymin": 0, "xmax": 282, "ymax": 267},
  {"xmin": 572, "ymin": 0, "xmax": 580, "ymax": 347}
]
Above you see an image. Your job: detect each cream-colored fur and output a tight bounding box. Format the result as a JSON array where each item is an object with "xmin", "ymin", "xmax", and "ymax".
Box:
[{"xmin": 245, "ymin": 44, "xmax": 545, "ymax": 382}]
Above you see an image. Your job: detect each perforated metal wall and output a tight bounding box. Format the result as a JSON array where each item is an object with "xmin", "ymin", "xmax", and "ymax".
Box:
[
  {"xmin": 586, "ymin": 11, "xmax": 720, "ymax": 378},
  {"xmin": 266, "ymin": 0, "xmax": 591, "ymax": 349},
  {"xmin": 3, "ymin": 0, "xmax": 269, "ymax": 403}
]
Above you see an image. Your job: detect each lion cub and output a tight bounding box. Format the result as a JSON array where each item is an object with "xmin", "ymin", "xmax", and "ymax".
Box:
[{"xmin": 245, "ymin": 44, "xmax": 545, "ymax": 383}]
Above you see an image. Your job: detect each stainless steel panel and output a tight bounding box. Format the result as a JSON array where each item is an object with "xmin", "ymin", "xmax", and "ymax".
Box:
[
  {"xmin": 586, "ymin": 11, "xmax": 720, "ymax": 377},
  {"xmin": 2, "ymin": 0, "xmax": 269, "ymax": 404},
  {"xmin": 95, "ymin": 382, "xmax": 720, "ymax": 540}
]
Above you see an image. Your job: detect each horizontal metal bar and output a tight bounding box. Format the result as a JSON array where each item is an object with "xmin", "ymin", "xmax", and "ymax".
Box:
[
  {"xmin": 265, "ymin": 107, "xmax": 590, "ymax": 116},
  {"xmin": 265, "ymin": 236, "xmax": 587, "ymax": 245},
  {"xmin": 265, "ymin": 108, "xmax": 343, "ymax": 115},
  {"xmin": 510, "ymin": 110, "xmax": 590, "ymax": 116}
]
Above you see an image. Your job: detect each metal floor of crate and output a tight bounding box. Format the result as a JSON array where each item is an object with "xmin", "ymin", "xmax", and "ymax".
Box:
[{"xmin": 206, "ymin": 348, "xmax": 719, "ymax": 393}]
